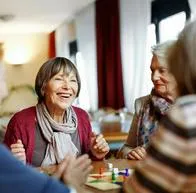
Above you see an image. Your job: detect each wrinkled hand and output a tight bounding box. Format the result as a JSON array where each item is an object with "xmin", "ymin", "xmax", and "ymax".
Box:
[
  {"xmin": 10, "ymin": 139, "xmax": 26, "ymax": 163},
  {"xmin": 53, "ymin": 154, "xmax": 93, "ymax": 187},
  {"xmin": 90, "ymin": 132, "xmax": 109, "ymax": 159},
  {"xmin": 127, "ymin": 146, "xmax": 146, "ymax": 160}
]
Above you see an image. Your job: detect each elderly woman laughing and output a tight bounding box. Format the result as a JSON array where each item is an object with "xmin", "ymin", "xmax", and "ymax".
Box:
[{"xmin": 4, "ymin": 57, "xmax": 109, "ymax": 166}]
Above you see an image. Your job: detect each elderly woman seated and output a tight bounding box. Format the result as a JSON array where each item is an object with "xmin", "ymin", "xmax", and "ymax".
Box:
[
  {"xmin": 117, "ymin": 40, "xmax": 178, "ymax": 160},
  {"xmin": 4, "ymin": 57, "xmax": 109, "ymax": 166},
  {"xmin": 124, "ymin": 19, "xmax": 196, "ymax": 193}
]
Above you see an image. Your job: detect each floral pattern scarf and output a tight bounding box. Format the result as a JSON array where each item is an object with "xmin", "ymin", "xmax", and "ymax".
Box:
[{"xmin": 137, "ymin": 90, "xmax": 173, "ymax": 148}]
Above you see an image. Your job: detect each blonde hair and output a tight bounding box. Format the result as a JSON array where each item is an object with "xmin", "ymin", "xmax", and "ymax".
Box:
[{"xmin": 168, "ymin": 20, "xmax": 196, "ymax": 95}]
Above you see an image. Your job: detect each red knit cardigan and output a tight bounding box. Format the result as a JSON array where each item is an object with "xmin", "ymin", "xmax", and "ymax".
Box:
[{"xmin": 4, "ymin": 106, "xmax": 93, "ymax": 164}]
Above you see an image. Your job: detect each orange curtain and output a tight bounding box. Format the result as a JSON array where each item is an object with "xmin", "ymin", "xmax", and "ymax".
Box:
[{"xmin": 48, "ymin": 31, "xmax": 56, "ymax": 58}]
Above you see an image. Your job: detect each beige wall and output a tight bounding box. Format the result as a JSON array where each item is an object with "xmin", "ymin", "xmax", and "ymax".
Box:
[{"xmin": 0, "ymin": 33, "xmax": 49, "ymax": 89}]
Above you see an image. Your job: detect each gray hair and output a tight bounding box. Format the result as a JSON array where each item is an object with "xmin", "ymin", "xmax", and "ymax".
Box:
[{"xmin": 151, "ymin": 40, "xmax": 176, "ymax": 66}]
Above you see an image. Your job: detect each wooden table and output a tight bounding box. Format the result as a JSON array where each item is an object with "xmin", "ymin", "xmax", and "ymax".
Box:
[
  {"xmin": 103, "ymin": 132, "xmax": 128, "ymax": 142},
  {"xmin": 40, "ymin": 159, "xmax": 138, "ymax": 193}
]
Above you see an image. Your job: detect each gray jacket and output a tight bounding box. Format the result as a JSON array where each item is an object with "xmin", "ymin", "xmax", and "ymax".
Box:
[{"xmin": 117, "ymin": 95, "xmax": 150, "ymax": 158}]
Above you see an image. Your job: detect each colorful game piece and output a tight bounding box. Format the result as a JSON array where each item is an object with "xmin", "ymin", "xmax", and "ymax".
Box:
[
  {"xmin": 125, "ymin": 168, "xmax": 129, "ymax": 176},
  {"xmin": 89, "ymin": 168, "xmax": 106, "ymax": 180},
  {"xmin": 118, "ymin": 168, "xmax": 130, "ymax": 176},
  {"xmin": 113, "ymin": 168, "xmax": 119, "ymax": 175},
  {"xmin": 108, "ymin": 163, "xmax": 113, "ymax": 171},
  {"xmin": 112, "ymin": 170, "xmax": 116, "ymax": 183},
  {"xmin": 99, "ymin": 167, "xmax": 104, "ymax": 176}
]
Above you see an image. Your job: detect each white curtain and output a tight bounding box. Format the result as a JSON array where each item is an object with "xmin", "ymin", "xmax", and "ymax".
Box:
[
  {"xmin": 120, "ymin": 0, "xmax": 151, "ymax": 112},
  {"xmin": 75, "ymin": 3, "xmax": 98, "ymax": 111},
  {"xmin": 55, "ymin": 22, "xmax": 69, "ymax": 58},
  {"xmin": 188, "ymin": 0, "xmax": 196, "ymax": 18}
]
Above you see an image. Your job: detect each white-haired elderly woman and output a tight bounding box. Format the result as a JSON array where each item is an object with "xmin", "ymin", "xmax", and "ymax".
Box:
[
  {"xmin": 124, "ymin": 19, "xmax": 196, "ymax": 193},
  {"xmin": 117, "ymin": 41, "xmax": 178, "ymax": 160}
]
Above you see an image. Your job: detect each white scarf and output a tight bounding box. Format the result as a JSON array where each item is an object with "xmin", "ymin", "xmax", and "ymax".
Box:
[{"xmin": 36, "ymin": 103, "xmax": 79, "ymax": 166}]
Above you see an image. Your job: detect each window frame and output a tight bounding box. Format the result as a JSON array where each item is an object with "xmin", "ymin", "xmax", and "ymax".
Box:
[{"xmin": 151, "ymin": 0, "xmax": 191, "ymax": 43}]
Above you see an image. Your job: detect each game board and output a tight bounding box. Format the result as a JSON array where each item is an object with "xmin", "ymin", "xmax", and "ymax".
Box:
[{"xmin": 85, "ymin": 168, "xmax": 134, "ymax": 191}]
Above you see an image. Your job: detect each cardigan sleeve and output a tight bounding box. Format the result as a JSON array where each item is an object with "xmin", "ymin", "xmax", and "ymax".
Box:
[
  {"xmin": 78, "ymin": 110, "xmax": 103, "ymax": 160},
  {"xmin": 74, "ymin": 106, "xmax": 106, "ymax": 160},
  {"xmin": 117, "ymin": 99, "xmax": 140, "ymax": 158},
  {"xmin": 3, "ymin": 107, "xmax": 36, "ymax": 164},
  {"xmin": 3, "ymin": 114, "xmax": 23, "ymax": 148},
  {"xmin": 74, "ymin": 107, "xmax": 92, "ymax": 155},
  {"xmin": 117, "ymin": 96, "xmax": 149, "ymax": 158}
]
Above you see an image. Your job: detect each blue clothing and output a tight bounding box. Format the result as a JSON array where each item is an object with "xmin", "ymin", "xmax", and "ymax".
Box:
[{"xmin": 0, "ymin": 145, "xmax": 70, "ymax": 193}]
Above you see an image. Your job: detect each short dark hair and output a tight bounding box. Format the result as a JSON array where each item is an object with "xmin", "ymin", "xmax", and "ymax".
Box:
[{"xmin": 35, "ymin": 57, "xmax": 81, "ymax": 103}]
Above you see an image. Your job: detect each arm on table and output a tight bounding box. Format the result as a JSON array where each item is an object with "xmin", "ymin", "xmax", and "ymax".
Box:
[{"xmin": 117, "ymin": 97, "xmax": 147, "ymax": 160}]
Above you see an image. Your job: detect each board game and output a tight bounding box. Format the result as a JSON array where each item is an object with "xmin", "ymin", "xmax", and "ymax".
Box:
[{"xmin": 85, "ymin": 168, "xmax": 134, "ymax": 191}]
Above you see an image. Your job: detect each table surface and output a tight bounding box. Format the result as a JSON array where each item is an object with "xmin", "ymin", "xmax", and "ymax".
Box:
[
  {"xmin": 40, "ymin": 159, "xmax": 138, "ymax": 193},
  {"xmin": 103, "ymin": 132, "xmax": 128, "ymax": 142}
]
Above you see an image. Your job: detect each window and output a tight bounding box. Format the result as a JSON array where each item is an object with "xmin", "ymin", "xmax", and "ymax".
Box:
[
  {"xmin": 160, "ymin": 12, "xmax": 186, "ymax": 42},
  {"xmin": 75, "ymin": 52, "xmax": 91, "ymax": 111},
  {"xmin": 145, "ymin": 24, "xmax": 156, "ymax": 94},
  {"xmin": 151, "ymin": 0, "xmax": 190, "ymax": 43},
  {"xmin": 69, "ymin": 41, "xmax": 91, "ymax": 111}
]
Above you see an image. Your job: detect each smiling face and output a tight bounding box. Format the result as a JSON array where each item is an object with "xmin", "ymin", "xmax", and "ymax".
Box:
[
  {"xmin": 151, "ymin": 55, "xmax": 177, "ymax": 100},
  {"xmin": 43, "ymin": 69, "xmax": 78, "ymax": 113}
]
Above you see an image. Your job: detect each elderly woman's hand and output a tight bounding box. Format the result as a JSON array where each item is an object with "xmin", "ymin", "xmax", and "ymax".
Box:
[
  {"xmin": 10, "ymin": 139, "xmax": 26, "ymax": 164},
  {"xmin": 127, "ymin": 146, "xmax": 146, "ymax": 160},
  {"xmin": 53, "ymin": 154, "xmax": 93, "ymax": 187},
  {"xmin": 90, "ymin": 132, "xmax": 110, "ymax": 159}
]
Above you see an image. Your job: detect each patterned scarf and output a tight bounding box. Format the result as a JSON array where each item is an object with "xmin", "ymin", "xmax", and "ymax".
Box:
[
  {"xmin": 137, "ymin": 90, "xmax": 173, "ymax": 148},
  {"xmin": 36, "ymin": 103, "xmax": 78, "ymax": 166}
]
